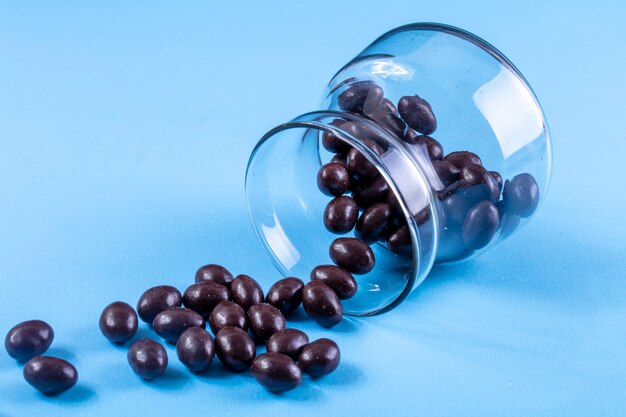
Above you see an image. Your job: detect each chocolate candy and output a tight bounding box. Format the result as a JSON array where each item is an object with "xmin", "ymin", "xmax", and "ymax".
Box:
[
  {"xmin": 496, "ymin": 200, "xmax": 521, "ymax": 238},
  {"xmin": 266, "ymin": 329, "xmax": 309, "ymax": 361},
  {"xmin": 503, "ymin": 173, "xmax": 539, "ymax": 218},
  {"xmin": 338, "ymin": 81, "xmax": 383, "ymax": 114},
  {"xmin": 247, "ymin": 303, "xmax": 286, "ymax": 343},
  {"xmin": 127, "ymin": 339, "xmax": 168, "ymax": 380},
  {"xmin": 489, "ymin": 171, "xmax": 503, "ymax": 192},
  {"xmin": 346, "ymin": 143, "xmax": 383, "ymax": 179},
  {"xmin": 459, "ymin": 164, "xmax": 500, "ymax": 202},
  {"xmin": 444, "ymin": 151, "xmax": 482, "ymax": 169},
  {"xmin": 183, "ymin": 282, "xmax": 230, "ymax": 318},
  {"xmin": 329, "ymin": 237, "xmax": 375, "ymax": 274},
  {"xmin": 310, "ymin": 265, "xmax": 357, "ymax": 300},
  {"xmin": 355, "ymin": 202, "xmax": 391, "ymax": 243},
  {"xmin": 302, "ymin": 281, "xmax": 343, "ymax": 328},
  {"xmin": 265, "ymin": 277, "xmax": 304, "ymax": 316},
  {"xmin": 398, "ymin": 95, "xmax": 437, "ymax": 135},
  {"xmin": 432, "ymin": 160, "xmax": 461, "ymax": 187},
  {"xmin": 4, "ymin": 320, "xmax": 54, "ymax": 362},
  {"xmin": 252, "ymin": 353, "xmax": 302, "ymax": 393},
  {"xmin": 363, "ymin": 98, "xmax": 406, "ymax": 138},
  {"xmin": 176, "ymin": 327, "xmax": 214, "ymax": 372},
  {"xmin": 214, "ymin": 326, "xmax": 256, "ymax": 372},
  {"xmin": 386, "ymin": 225, "xmax": 413, "ymax": 257},
  {"xmin": 99, "ymin": 301, "xmax": 138, "ymax": 344},
  {"xmin": 23, "ymin": 356, "xmax": 77, "ymax": 395},
  {"xmin": 330, "ymin": 153, "xmax": 348, "ymax": 167},
  {"xmin": 317, "ymin": 162, "xmax": 350, "ymax": 197},
  {"xmin": 298, "ymin": 338, "xmax": 340, "ymax": 377},
  {"xmin": 462, "ymin": 201, "xmax": 500, "ymax": 250},
  {"xmin": 324, "ymin": 196, "xmax": 359, "ymax": 234},
  {"xmin": 152, "ymin": 307, "xmax": 205, "ymax": 343},
  {"xmin": 351, "ymin": 174, "xmax": 389, "ymax": 208},
  {"xmin": 137, "ymin": 285, "xmax": 182, "ymax": 324},
  {"xmin": 195, "ymin": 264, "xmax": 234, "ymax": 287},
  {"xmin": 209, "ymin": 300, "xmax": 248, "ymax": 334},
  {"xmin": 405, "ymin": 133, "xmax": 443, "ymax": 160},
  {"xmin": 231, "ymin": 274, "xmax": 264, "ymax": 311}
]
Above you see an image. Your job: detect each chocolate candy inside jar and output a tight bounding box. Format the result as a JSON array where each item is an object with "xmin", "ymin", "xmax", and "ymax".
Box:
[{"xmin": 246, "ymin": 23, "xmax": 551, "ymax": 316}]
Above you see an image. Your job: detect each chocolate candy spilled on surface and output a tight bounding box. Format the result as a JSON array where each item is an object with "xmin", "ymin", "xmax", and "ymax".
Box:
[
  {"xmin": 230, "ymin": 275, "xmax": 264, "ymax": 311},
  {"xmin": 127, "ymin": 339, "xmax": 168, "ymax": 380},
  {"xmin": 195, "ymin": 264, "xmax": 234, "ymax": 287},
  {"xmin": 298, "ymin": 338, "xmax": 341, "ymax": 377},
  {"xmin": 182, "ymin": 282, "xmax": 230, "ymax": 318},
  {"xmin": 324, "ymin": 196, "xmax": 359, "ymax": 234},
  {"xmin": 99, "ymin": 301, "xmax": 138, "ymax": 344},
  {"xmin": 302, "ymin": 281, "xmax": 343, "ymax": 328},
  {"xmin": 176, "ymin": 327, "xmax": 215, "ymax": 372},
  {"xmin": 444, "ymin": 151, "xmax": 482, "ymax": 169},
  {"xmin": 265, "ymin": 277, "xmax": 304, "ymax": 316},
  {"xmin": 462, "ymin": 201, "xmax": 500, "ymax": 250},
  {"xmin": 247, "ymin": 303, "xmax": 286, "ymax": 344},
  {"xmin": 214, "ymin": 326, "xmax": 256, "ymax": 372},
  {"xmin": 355, "ymin": 202, "xmax": 392, "ymax": 244},
  {"xmin": 209, "ymin": 300, "xmax": 248, "ymax": 334},
  {"xmin": 252, "ymin": 353, "xmax": 302, "ymax": 393},
  {"xmin": 310, "ymin": 265, "xmax": 357, "ymax": 300},
  {"xmin": 5, "ymin": 320, "xmax": 54, "ymax": 362},
  {"xmin": 266, "ymin": 329, "xmax": 309, "ymax": 361},
  {"xmin": 137, "ymin": 285, "xmax": 182, "ymax": 324},
  {"xmin": 23, "ymin": 356, "xmax": 78, "ymax": 395},
  {"xmin": 317, "ymin": 162, "xmax": 351, "ymax": 197},
  {"xmin": 503, "ymin": 173, "xmax": 539, "ymax": 218},
  {"xmin": 397, "ymin": 95, "xmax": 437, "ymax": 135},
  {"xmin": 152, "ymin": 307, "xmax": 205, "ymax": 343},
  {"xmin": 329, "ymin": 237, "xmax": 375, "ymax": 274}
]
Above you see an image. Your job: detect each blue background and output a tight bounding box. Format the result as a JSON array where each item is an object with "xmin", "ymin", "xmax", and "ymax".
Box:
[{"xmin": 1, "ymin": 1, "xmax": 625, "ymax": 416}]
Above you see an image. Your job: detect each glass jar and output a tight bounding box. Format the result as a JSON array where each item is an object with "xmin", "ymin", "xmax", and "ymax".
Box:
[{"xmin": 245, "ymin": 23, "xmax": 552, "ymax": 316}]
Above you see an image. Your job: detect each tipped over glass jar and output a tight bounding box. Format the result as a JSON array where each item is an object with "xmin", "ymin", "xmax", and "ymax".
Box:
[{"xmin": 245, "ymin": 23, "xmax": 552, "ymax": 316}]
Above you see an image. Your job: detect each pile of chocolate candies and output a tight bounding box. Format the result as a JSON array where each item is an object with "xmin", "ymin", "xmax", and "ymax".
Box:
[
  {"xmin": 4, "ymin": 263, "xmax": 349, "ymax": 396},
  {"xmin": 317, "ymin": 80, "xmax": 539, "ymax": 262}
]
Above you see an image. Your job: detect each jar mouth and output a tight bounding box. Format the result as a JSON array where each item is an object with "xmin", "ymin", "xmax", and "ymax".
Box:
[{"xmin": 245, "ymin": 110, "xmax": 439, "ymax": 316}]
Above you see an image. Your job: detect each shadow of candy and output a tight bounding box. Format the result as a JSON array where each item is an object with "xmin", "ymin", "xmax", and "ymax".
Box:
[
  {"xmin": 139, "ymin": 367, "xmax": 190, "ymax": 390},
  {"xmin": 38, "ymin": 384, "xmax": 97, "ymax": 403}
]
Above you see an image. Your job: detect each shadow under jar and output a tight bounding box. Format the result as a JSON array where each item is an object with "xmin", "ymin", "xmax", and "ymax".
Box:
[{"xmin": 245, "ymin": 23, "xmax": 552, "ymax": 316}]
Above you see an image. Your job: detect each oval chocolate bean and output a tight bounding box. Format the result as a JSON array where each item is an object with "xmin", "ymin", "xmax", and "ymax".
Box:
[
  {"xmin": 99, "ymin": 301, "xmax": 138, "ymax": 344},
  {"xmin": 329, "ymin": 237, "xmax": 375, "ymax": 274},
  {"xmin": 183, "ymin": 282, "xmax": 230, "ymax": 318},
  {"xmin": 363, "ymin": 98, "xmax": 406, "ymax": 138},
  {"xmin": 496, "ymin": 200, "xmax": 521, "ymax": 238},
  {"xmin": 386, "ymin": 225, "xmax": 413, "ymax": 257},
  {"xmin": 460, "ymin": 164, "xmax": 500, "ymax": 202},
  {"xmin": 209, "ymin": 300, "xmax": 247, "ymax": 334},
  {"xmin": 214, "ymin": 326, "xmax": 256, "ymax": 372},
  {"xmin": 346, "ymin": 141, "xmax": 384, "ymax": 179},
  {"xmin": 398, "ymin": 95, "xmax": 437, "ymax": 135},
  {"xmin": 5, "ymin": 320, "xmax": 54, "ymax": 362},
  {"xmin": 503, "ymin": 173, "xmax": 539, "ymax": 218},
  {"xmin": 405, "ymin": 133, "xmax": 443, "ymax": 160},
  {"xmin": 489, "ymin": 171, "xmax": 503, "ymax": 192},
  {"xmin": 265, "ymin": 277, "xmax": 304, "ymax": 316},
  {"xmin": 252, "ymin": 352, "xmax": 302, "ymax": 393},
  {"xmin": 355, "ymin": 202, "xmax": 391, "ymax": 244},
  {"xmin": 195, "ymin": 264, "xmax": 234, "ymax": 287},
  {"xmin": 298, "ymin": 338, "xmax": 341, "ymax": 377},
  {"xmin": 324, "ymin": 196, "xmax": 359, "ymax": 234},
  {"xmin": 23, "ymin": 356, "xmax": 77, "ymax": 395},
  {"xmin": 322, "ymin": 132, "xmax": 351, "ymax": 154},
  {"xmin": 266, "ymin": 329, "xmax": 309, "ymax": 361},
  {"xmin": 317, "ymin": 162, "xmax": 350, "ymax": 197},
  {"xmin": 310, "ymin": 265, "xmax": 357, "ymax": 300},
  {"xmin": 330, "ymin": 152, "xmax": 348, "ymax": 167},
  {"xmin": 137, "ymin": 285, "xmax": 182, "ymax": 324},
  {"xmin": 302, "ymin": 281, "xmax": 343, "ymax": 328},
  {"xmin": 152, "ymin": 307, "xmax": 205, "ymax": 343},
  {"xmin": 352, "ymin": 174, "xmax": 389, "ymax": 208},
  {"xmin": 247, "ymin": 303, "xmax": 286, "ymax": 343},
  {"xmin": 231, "ymin": 275, "xmax": 264, "ymax": 311},
  {"xmin": 127, "ymin": 339, "xmax": 168, "ymax": 380},
  {"xmin": 432, "ymin": 160, "xmax": 461, "ymax": 187},
  {"xmin": 462, "ymin": 201, "xmax": 500, "ymax": 250},
  {"xmin": 176, "ymin": 327, "xmax": 214, "ymax": 372},
  {"xmin": 444, "ymin": 151, "xmax": 482, "ymax": 169},
  {"xmin": 337, "ymin": 81, "xmax": 383, "ymax": 114}
]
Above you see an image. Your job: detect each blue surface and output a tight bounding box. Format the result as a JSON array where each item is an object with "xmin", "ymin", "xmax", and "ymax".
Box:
[{"xmin": 1, "ymin": 1, "xmax": 625, "ymax": 416}]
